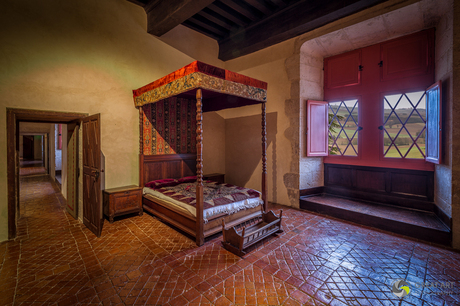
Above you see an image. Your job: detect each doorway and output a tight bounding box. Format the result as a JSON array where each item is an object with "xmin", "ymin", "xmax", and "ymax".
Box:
[
  {"xmin": 7, "ymin": 109, "xmax": 88, "ymax": 239},
  {"xmin": 20, "ymin": 134, "xmax": 47, "ymax": 176}
]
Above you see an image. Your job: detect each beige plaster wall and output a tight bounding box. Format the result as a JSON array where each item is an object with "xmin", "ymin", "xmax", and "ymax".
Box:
[
  {"xmin": 222, "ymin": 59, "xmax": 292, "ymax": 206},
  {"xmin": 202, "ymin": 112, "xmax": 226, "ymax": 175},
  {"xmin": 299, "ymin": 52, "xmax": 324, "ymax": 192},
  {"xmin": 0, "ymin": 0, "xmax": 219, "ymax": 242},
  {"xmin": 159, "ymin": 25, "xmax": 224, "ymax": 68},
  {"xmin": 33, "ymin": 136, "xmax": 42, "ymax": 161}
]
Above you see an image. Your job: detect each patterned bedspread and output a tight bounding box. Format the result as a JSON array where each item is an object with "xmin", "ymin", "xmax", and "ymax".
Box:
[{"xmin": 153, "ymin": 181, "xmax": 261, "ymax": 211}]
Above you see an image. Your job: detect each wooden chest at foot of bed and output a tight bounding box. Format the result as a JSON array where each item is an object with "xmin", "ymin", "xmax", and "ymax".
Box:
[{"xmin": 103, "ymin": 185, "xmax": 143, "ymax": 223}]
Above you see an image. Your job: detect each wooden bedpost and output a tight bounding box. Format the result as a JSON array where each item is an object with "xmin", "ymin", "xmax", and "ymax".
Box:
[
  {"xmin": 261, "ymin": 102, "xmax": 267, "ymax": 212},
  {"xmin": 195, "ymin": 89, "xmax": 204, "ymax": 246}
]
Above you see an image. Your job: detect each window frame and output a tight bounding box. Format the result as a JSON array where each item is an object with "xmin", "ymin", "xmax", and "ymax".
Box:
[
  {"xmin": 379, "ymin": 86, "xmax": 429, "ymax": 162},
  {"xmin": 326, "ymin": 96, "xmax": 362, "ymax": 160},
  {"xmin": 320, "ymin": 29, "xmax": 437, "ymax": 171}
]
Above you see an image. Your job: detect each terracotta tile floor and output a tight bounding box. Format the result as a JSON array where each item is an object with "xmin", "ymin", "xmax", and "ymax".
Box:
[
  {"xmin": 1, "ymin": 175, "xmax": 460, "ymax": 305},
  {"xmin": 19, "ymin": 160, "xmax": 46, "ymax": 176}
]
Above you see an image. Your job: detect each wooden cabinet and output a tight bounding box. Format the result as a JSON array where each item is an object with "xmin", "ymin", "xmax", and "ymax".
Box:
[
  {"xmin": 203, "ymin": 173, "xmax": 225, "ymax": 184},
  {"xmin": 103, "ymin": 185, "xmax": 142, "ymax": 223}
]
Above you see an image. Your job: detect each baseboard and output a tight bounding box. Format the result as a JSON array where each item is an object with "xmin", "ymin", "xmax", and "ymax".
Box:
[
  {"xmin": 299, "ymin": 186, "xmax": 324, "ymax": 197},
  {"xmin": 434, "ymin": 205, "xmax": 452, "ymax": 230},
  {"xmin": 55, "ymin": 177, "xmax": 61, "ymax": 189}
]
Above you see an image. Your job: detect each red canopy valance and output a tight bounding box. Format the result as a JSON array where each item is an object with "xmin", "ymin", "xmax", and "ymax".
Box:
[{"xmin": 132, "ymin": 61, "xmax": 267, "ymax": 109}]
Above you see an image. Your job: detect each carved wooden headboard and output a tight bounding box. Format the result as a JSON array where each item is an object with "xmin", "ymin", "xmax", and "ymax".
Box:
[{"xmin": 139, "ymin": 154, "xmax": 197, "ymax": 187}]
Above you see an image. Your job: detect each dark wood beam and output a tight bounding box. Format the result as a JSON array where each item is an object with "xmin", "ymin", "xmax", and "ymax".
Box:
[
  {"xmin": 188, "ymin": 15, "xmax": 229, "ymax": 36},
  {"xmin": 269, "ymin": 0, "xmax": 287, "ymax": 6},
  {"xmin": 183, "ymin": 20, "xmax": 226, "ymax": 40},
  {"xmin": 219, "ymin": 0, "xmax": 262, "ymax": 21},
  {"xmin": 208, "ymin": 2, "xmax": 249, "ymax": 26},
  {"xmin": 218, "ymin": 0, "xmax": 389, "ymax": 60},
  {"xmin": 146, "ymin": 0, "xmax": 216, "ymax": 36},
  {"xmin": 198, "ymin": 9, "xmax": 236, "ymax": 30},
  {"xmin": 245, "ymin": 0, "xmax": 274, "ymax": 15}
]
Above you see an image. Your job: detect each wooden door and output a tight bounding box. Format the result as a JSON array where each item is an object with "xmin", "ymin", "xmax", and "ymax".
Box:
[
  {"xmin": 66, "ymin": 123, "xmax": 79, "ymax": 219},
  {"xmin": 82, "ymin": 114, "xmax": 103, "ymax": 237}
]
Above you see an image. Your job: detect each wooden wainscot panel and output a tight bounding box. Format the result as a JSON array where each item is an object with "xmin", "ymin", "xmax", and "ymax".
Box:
[
  {"xmin": 325, "ymin": 165, "xmax": 353, "ymax": 188},
  {"xmin": 144, "ymin": 162, "xmax": 164, "ymax": 183},
  {"xmin": 324, "ymin": 163, "xmax": 434, "ymax": 205},
  {"xmin": 141, "ymin": 154, "xmax": 197, "ymax": 185},
  {"xmin": 355, "ymin": 169, "xmax": 386, "ymax": 192},
  {"xmin": 165, "ymin": 161, "xmax": 182, "ymax": 178},
  {"xmin": 390, "ymin": 172, "xmax": 431, "ymax": 198},
  {"xmin": 182, "ymin": 159, "xmax": 196, "ymax": 177}
]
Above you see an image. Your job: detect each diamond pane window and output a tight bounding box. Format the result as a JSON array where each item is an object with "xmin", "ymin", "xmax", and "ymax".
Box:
[
  {"xmin": 328, "ymin": 99, "xmax": 359, "ymax": 156},
  {"xmin": 383, "ymin": 91, "xmax": 426, "ymax": 159}
]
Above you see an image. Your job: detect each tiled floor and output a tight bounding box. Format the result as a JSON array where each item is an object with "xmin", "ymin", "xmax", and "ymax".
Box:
[
  {"xmin": 1, "ymin": 175, "xmax": 460, "ymax": 305},
  {"xmin": 19, "ymin": 160, "xmax": 46, "ymax": 176}
]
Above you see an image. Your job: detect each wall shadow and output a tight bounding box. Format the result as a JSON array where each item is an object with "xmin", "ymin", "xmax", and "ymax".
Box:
[{"xmin": 225, "ymin": 112, "xmax": 277, "ymax": 197}]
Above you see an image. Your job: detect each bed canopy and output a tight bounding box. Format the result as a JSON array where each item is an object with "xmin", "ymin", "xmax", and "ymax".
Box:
[{"xmin": 133, "ymin": 61, "xmax": 268, "ymax": 246}]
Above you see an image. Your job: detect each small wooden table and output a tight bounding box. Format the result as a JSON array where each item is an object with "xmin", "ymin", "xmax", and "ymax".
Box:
[
  {"xmin": 203, "ymin": 173, "xmax": 225, "ymax": 184},
  {"xmin": 103, "ymin": 185, "xmax": 143, "ymax": 223}
]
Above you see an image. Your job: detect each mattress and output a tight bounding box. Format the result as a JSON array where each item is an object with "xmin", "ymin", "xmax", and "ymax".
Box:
[{"xmin": 143, "ymin": 184, "xmax": 263, "ymax": 222}]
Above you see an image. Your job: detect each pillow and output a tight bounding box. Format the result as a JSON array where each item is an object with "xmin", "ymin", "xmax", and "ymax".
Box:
[
  {"xmin": 178, "ymin": 176, "xmax": 197, "ymax": 183},
  {"xmin": 145, "ymin": 178, "xmax": 177, "ymax": 189}
]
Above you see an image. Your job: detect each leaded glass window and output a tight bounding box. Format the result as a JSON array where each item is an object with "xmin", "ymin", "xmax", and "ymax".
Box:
[
  {"xmin": 382, "ymin": 91, "xmax": 426, "ymax": 159},
  {"xmin": 328, "ymin": 99, "xmax": 359, "ymax": 156}
]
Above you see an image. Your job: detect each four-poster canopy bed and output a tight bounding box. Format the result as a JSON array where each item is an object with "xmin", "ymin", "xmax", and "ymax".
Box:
[{"xmin": 132, "ymin": 61, "xmax": 268, "ymax": 246}]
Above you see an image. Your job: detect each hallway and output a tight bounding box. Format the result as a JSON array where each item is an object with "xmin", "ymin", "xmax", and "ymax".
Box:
[
  {"xmin": 1, "ymin": 175, "xmax": 460, "ymax": 305},
  {"xmin": 19, "ymin": 160, "xmax": 46, "ymax": 176}
]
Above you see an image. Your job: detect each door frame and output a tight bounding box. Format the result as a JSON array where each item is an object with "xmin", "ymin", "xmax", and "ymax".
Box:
[{"xmin": 7, "ymin": 108, "xmax": 87, "ymax": 239}]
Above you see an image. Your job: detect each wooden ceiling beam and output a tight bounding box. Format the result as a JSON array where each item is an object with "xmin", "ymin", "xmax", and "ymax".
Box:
[
  {"xmin": 207, "ymin": 2, "xmax": 249, "ymax": 26},
  {"xmin": 244, "ymin": 0, "xmax": 274, "ymax": 15},
  {"xmin": 182, "ymin": 21, "xmax": 224, "ymax": 40},
  {"xmin": 219, "ymin": 0, "xmax": 262, "ymax": 21},
  {"xmin": 145, "ymin": 0, "xmax": 216, "ymax": 36},
  {"xmin": 198, "ymin": 9, "xmax": 236, "ymax": 30},
  {"xmin": 218, "ymin": 0, "xmax": 389, "ymax": 61},
  {"xmin": 188, "ymin": 16, "xmax": 228, "ymax": 36}
]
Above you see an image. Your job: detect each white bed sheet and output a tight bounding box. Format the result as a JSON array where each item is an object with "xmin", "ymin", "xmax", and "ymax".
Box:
[{"xmin": 143, "ymin": 187, "xmax": 263, "ymax": 222}]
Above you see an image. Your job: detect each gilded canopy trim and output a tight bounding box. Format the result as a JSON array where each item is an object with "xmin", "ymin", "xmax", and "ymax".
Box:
[{"xmin": 134, "ymin": 72, "xmax": 267, "ymax": 107}]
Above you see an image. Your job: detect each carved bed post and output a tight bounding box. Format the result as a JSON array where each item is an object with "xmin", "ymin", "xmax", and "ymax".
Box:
[
  {"xmin": 261, "ymin": 102, "xmax": 267, "ymax": 212},
  {"xmin": 195, "ymin": 89, "xmax": 204, "ymax": 246}
]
